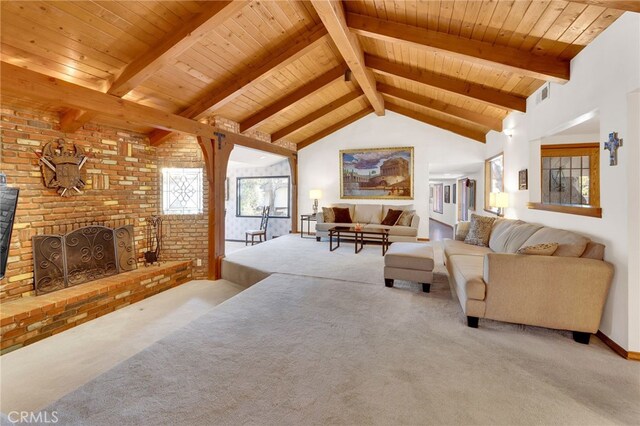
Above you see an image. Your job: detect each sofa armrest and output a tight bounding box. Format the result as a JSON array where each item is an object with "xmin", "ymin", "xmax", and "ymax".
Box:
[
  {"xmin": 410, "ymin": 214, "xmax": 420, "ymax": 229},
  {"xmin": 482, "ymin": 253, "xmax": 613, "ymax": 332}
]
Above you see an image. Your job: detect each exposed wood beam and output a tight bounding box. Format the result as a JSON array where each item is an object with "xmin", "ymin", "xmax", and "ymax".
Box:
[
  {"xmin": 366, "ymin": 55, "xmax": 527, "ymax": 112},
  {"xmin": 1, "ymin": 62, "xmax": 294, "ymax": 157},
  {"xmin": 347, "ymin": 12, "xmax": 570, "ymax": 84},
  {"xmin": 59, "ymin": 1, "xmax": 247, "ymax": 132},
  {"xmin": 310, "ymin": 0, "xmax": 384, "ymax": 115},
  {"xmin": 297, "ymin": 107, "xmax": 374, "ymax": 149},
  {"xmin": 271, "ymin": 90, "xmax": 363, "ymax": 142},
  {"xmin": 568, "ymin": 1, "xmax": 640, "ymax": 12},
  {"xmin": 386, "ymin": 103, "xmax": 487, "ymax": 143},
  {"xmin": 110, "ymin": 1, "xmax": 247, "ymax": 97},
  {"xmin": 149, "ymin": 23, "xmax": 329, "ymax": 145},
  {"xmin": 377, "ymin": 83, "xmax": 502, "ymax": 132},
  {"xmin": 239, "ymin": 64, "xmax": 347, "ymax": 133}
]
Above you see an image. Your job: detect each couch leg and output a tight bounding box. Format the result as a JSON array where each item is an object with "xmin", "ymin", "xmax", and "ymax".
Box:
[
  {"xmin": 385, "ymin": 278, "xmax": 394, "ymax": 288},
  {"xmin": 422, "ymin": 283, "xmax": 431, "ymax": 293},
  {"xmin": 316, "ymin": 236, "xmax": 321, "ymax": 242},
  {"xmin": 572, "ymin": 331, "xmax": 591, "ymax": 344},
  {"xmin": 467, "ymin": 316, "xmax": 479, "ymax": 328}
]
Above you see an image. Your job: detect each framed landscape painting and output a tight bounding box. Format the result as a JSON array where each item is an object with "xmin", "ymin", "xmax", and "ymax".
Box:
[{"xmin": 340, "ymin": 147, "xmax": 414, "ymax": 199}]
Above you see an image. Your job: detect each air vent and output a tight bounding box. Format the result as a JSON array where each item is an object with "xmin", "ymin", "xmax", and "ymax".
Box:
[{"xmin": 536, "ymin": 82, "xmax": 551, "ymax": 104}]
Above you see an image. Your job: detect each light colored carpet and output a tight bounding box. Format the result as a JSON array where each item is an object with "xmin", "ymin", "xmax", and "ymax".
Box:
[{"xmin": 37, "ymin": 273, "xmax": 639, "ymax": 425}]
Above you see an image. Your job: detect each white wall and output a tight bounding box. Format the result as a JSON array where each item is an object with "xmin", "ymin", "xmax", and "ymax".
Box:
[
  {"xmin": 429, "ymin": 179, "xmax": 457, "ymax": 227},
  {"xmin": 485, "ymin": 13, "xmax": 640, "ymax": 351},
  {"xmin": 298, "ymin": 111, "xmax": 486, "ymax": 238}
]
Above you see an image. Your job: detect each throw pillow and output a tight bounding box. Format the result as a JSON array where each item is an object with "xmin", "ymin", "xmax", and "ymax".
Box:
[
  {"xmin": 322, "ymin": 207, "xmax": 335, "ymax": 223},
  {"xmin": 464, "ymin": 214, "xmax": 496, "ymax": 247},
  {"xmin": 517, "ymin": 243, "xmax": 559, "ymax": 256},
  {"xmin": 381, "ymin": 209, "xmax": 403, "ymax": 226},
  {"xmin": 395, "ymin": 210, "xmax": 415, "ymax": 226},
  {"xmin": 332, "ymin": 207, "xmax": 352, "ymax": 223}
]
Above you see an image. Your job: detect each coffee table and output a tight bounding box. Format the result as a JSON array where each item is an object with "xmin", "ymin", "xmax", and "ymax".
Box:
[{"xmin": 328, "ymin": 226, "xmax": 390, "ymax": 255}]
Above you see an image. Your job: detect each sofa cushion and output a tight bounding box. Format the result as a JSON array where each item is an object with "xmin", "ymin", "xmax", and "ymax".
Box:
[
  {"xmin": 381, "ymin": 209, "xmax": 403, "ymax": 225},
  {"xmin": 331, "ymin": 203, "xmax": 355, "ymax": 219},
  {"xmin": 489, "ymin": 221, "xmax": 542, "ymax": 253},
  {"xmin": 395, "ymin": 210, "xmax": 415, "ymax": 227},
  {"xmin": 448, "ymin": 255, "xmax": 486, "ymax": 300},
  {"xmin": 333, "ymin": 207, "xmax": 352, "ymax": 224},
  {"xmin": 581, "ymin": 242, "xmax": 605, "ymax": 260},
  {"xmin": 444, "ymin": 239, "xmax": 493, "ymax": 258},
  {"xmin": 365, "ymin": 224, "xmax": 417, "ymax": 237},
  {"xmin": 517, "ymin": 242, "xmax": 559, "ymax": 256},
  {"xmin": 521, "ymin": 227, "xmax": 589, "ymax": 257},
  {"xmin": 384, "ymin": 243, "xmax": 434, "ymax": 271},
  {"xmin": 382, "ymin": 204, "xmax": 414, "ymax": 218},
  {"xmin": 464, "ymin": 214, "xmax": 495, "ymax": 247},
  {"xmin": 322, "ymin": 207, "xmax": 335, "ymax": 223},
  {"xmin": 354, "ymin": 204, "xmax": 382, "ymax": 224}
]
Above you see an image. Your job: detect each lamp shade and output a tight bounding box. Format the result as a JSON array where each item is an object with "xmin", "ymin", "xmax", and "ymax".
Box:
[
  {"xmin": 490, "ymin": 192, "xmax": 509, "ymax": 208},
  {"xmin": 309, "ymin": 189, "xmax": 322, "ymax": 200}
]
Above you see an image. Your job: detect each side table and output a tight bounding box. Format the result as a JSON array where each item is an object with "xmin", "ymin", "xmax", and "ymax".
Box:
[{"xmin": 300, "ymin": 213, "xmax": 317, "ymax": 239}]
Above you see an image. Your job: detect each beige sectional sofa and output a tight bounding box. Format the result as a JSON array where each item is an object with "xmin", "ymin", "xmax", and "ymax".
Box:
[
  {"xmin": 316, "ymin": 203, "xmax": 419, "ymax": 242},
  {"xmin": 445, "ymin": 218, "xmax": 613, "ymax": 344}
]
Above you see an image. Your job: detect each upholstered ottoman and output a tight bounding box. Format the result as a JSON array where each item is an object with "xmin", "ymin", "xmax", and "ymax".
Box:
[{"xmin": 384, "ymin": 243, "xmax": 434, "ymax": 293}]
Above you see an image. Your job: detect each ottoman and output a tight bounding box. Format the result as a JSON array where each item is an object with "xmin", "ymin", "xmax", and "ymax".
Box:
[{"xmin": 384, "ymin": 242, "xmax": 434, "ymax": 293}]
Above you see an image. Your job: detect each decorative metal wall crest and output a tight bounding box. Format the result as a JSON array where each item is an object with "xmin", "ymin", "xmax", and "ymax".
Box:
[{"xmin": 35, "ymin": 138, "xmax": 88, "ymax": 196}]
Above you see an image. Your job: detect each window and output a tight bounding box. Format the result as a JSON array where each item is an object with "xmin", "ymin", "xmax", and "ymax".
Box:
[
  {"xmin": 484, "ymin": 153, "xmax": 504, "ymax": 214},
  {"xmin": 529, "ymin": 143, "xmax": 601, "ymax": 217},
  {"xmin": 161, "ymin": 168, "xmax": 203, "ymax": 215},
  {"xmin": 236, "ymin": 176, "xmax": 290, "ymax": 218},
  {"xmin": 431, "ymin": 184, "xmax": 443, "ymax": 214}
]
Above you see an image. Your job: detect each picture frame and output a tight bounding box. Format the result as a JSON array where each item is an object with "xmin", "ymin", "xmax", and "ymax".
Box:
[
  {"xmin": 444, "ymin": 185, "xmax": 451, "ymax": 203},
  {"xmin": 340, "ymin": 147, "xmax": 414, "ymax": 199},
  {"xmin": 519, "ymin": 169, "xmax": 528, "ymax": 190},
  {"xmin": 452, "ymin": 183, "xmax": 457, "ymax": 204}
]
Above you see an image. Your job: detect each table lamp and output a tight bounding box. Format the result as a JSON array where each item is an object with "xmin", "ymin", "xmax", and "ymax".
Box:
[
  {"xmin": 309, "ymin": 189, "xmax": 322, "ymax": 214},
  {"xmin": 489, "ymin": 192, "xmax": 508, "ymax": 217}
]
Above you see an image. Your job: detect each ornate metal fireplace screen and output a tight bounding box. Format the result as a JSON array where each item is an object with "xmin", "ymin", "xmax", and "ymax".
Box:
[{"xmin": 32, "ymin": 225, "xmax": 137, "ymax": 295}]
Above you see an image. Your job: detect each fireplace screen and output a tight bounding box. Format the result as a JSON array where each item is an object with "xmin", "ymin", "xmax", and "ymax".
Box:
[{"xmin": 32, "ymin": 225, "xmax": 137, "ymax": 295}]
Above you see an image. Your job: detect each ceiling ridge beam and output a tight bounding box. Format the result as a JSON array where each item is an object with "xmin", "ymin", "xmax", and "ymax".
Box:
[
  {"xmin": 377, "ymin": 83, "xmax": 502, "ymax": 132},
  {"xmin": 366, "ymin": 55, "xmax": 527, "ymax": 112},
  {"xmin": 1, "ymin": 62, "xmax": 293, "ymax": 156},
  {"xmin": 271, "ymin": 90, "xmax": 363, "ymax": 142},
  {"xmin": 297, "ymin": 106, "xmax": 374, "ymax": 149},
  {"xmin": 148, "ymin": 23, "xmax": 329, "ymax": 145},
  {"xmin": 386, "ymin": 103, "xmax": 486, "ymax": 143},
  {"xmin": 239, "ymin": 64, "xmax": 347, "ymax": 133},
  {"xmin": 310, "ymin": 0, "xmax": 384, "ymax": 115},
  {"xmin": 59, "ymin": 1, "xmax": 247, "ymax": 133},
  {"xmin": 347, "ymin": 12, "xmax": 570, "ymax": 83},
  {"xmin": 568, "ymin": 1, "xmax": 640, "ymax": 12}
]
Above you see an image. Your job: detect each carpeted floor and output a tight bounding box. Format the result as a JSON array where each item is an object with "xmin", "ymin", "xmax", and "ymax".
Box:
[
  {"xmin": 30, "ymin": 236, "xmax": 640, "ymax": 425},
  {"xmin": 37, "ymin": 273, "xmax": 639, "ymax": 425}
]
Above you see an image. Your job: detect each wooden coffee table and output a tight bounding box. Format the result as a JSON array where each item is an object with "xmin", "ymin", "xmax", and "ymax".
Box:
[{"xmin": 328, "ymin": 226, "xmax": 390, "ymax": 255}]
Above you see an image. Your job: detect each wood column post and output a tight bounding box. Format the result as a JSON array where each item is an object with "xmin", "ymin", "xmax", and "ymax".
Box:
[
  {"xmin": 288, "ymin": 154, "xmax": 298, "ymax": 234},
  {"xmin": 197, "ymin": 134, "xmax": 233, "ymax": 280}
]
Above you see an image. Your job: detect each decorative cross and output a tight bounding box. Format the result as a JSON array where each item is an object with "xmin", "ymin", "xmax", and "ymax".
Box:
[{"xmin": 604, "ymin": 132, "xmax": 623, "ymax": 166}]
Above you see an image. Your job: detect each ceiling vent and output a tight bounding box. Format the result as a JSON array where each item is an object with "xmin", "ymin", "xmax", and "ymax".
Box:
[{"xmin": 536, "ymin": 82, "xmax": 551, "ymax": 104}]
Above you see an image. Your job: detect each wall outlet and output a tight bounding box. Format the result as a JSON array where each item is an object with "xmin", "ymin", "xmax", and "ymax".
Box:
[{"xmin": 196, "ymin": 259, "xmax": 202, "ymax": 267}]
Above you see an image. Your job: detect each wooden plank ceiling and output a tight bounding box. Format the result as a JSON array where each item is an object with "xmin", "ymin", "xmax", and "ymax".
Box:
[{"xmin": 0, "ymin": 0, "xmax": 634, "ymax": 147}]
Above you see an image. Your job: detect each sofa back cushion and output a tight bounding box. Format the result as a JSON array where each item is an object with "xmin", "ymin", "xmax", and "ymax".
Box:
[
  {"xmin": 521, "ymin": 227, "xmax": 589, "ymax": 257},
  {"xmin": 489, "ymin": 220, "xmax": 542, "ymax": 253},
  {"xmin": 331, "ymin": 203, "xmax": 355, "ymax": 219},
  {"xmin": 382, "ymin": 204, "xmax": 414, "ymax": 218},
  {"xmin": 464, "ymin": 214, "xmax": 495, "ymax": 247},
  {"xmin": 354, "ymin": 204, "xmax": 382, "ymax": 224},
  {"xmin": 581, "ymin": 242, "xmax": 606, "ymax": 260}
]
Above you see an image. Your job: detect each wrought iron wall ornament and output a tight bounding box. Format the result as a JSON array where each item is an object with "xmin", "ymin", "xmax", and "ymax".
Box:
[
  {"xmin": 604, "ymin": 132, "xmax": 623, "ymax": 166},
  {"xmin": 34, "ymin": 138, "xmax": 87, "ymax": 196}
]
